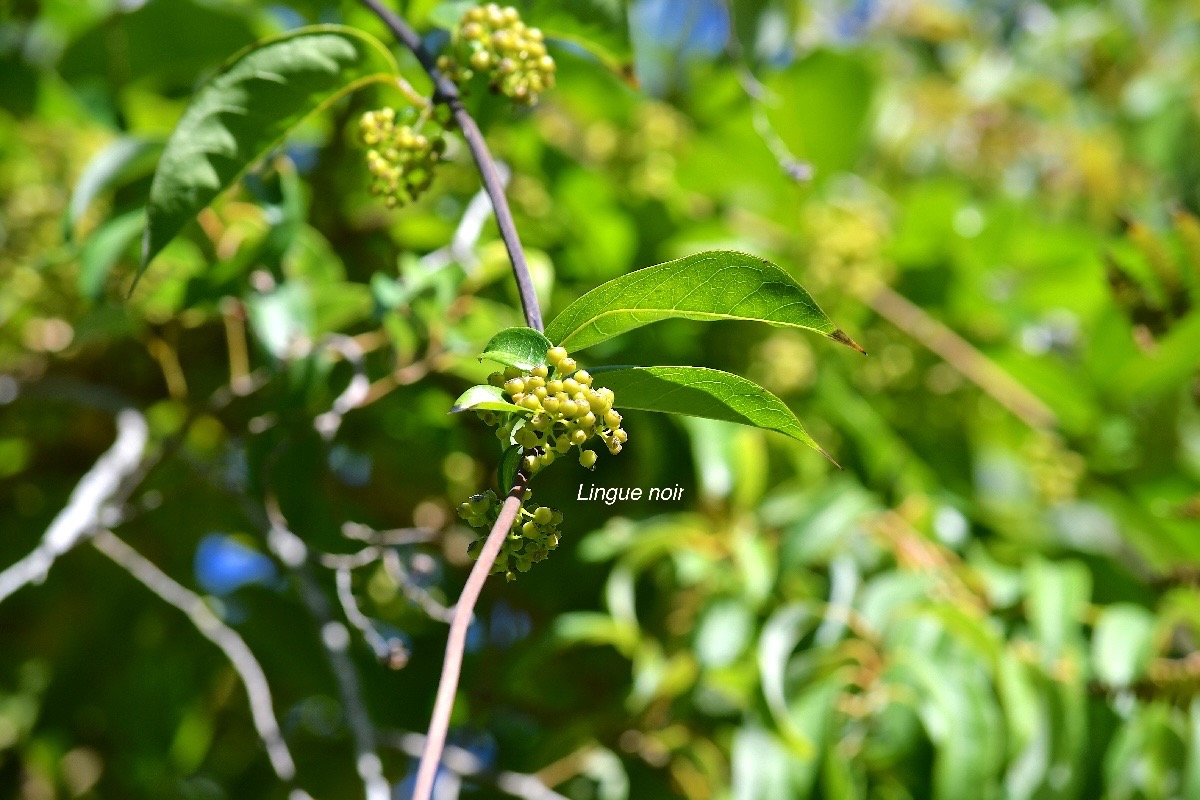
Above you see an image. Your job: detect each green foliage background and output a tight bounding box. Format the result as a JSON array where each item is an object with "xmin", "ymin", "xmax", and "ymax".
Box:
[{"xmin": 3, "ymin": 0, "xmax": 1200, "ymax": 798}]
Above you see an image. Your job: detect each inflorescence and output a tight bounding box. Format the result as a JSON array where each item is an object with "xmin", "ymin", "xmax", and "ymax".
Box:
[
  {"xmin": 456, "ymin": 490, "xmax": 563, "ymax": 581},
  {"xmin": 481, "ymin": 345, "xmax": 627, "ymax": 472},
  {"xmin": 438, "ymin": 4, "xmax": 557, "ymax": 106},
  {"xmin": 358, "ymin": 108, "xmax": 447, "ymax": 207},
  {"xmin": 458, "ymin": 346, "xmax": 627, "ymax": 578}
]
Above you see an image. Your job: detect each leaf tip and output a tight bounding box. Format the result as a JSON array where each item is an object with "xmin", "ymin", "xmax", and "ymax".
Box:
[
  {"xmin": 830, "ymin": 328, "xmax": 867, "ymax": 355},
  {"xmin": 817, "ymin": 445, "xmax": 842, "ymax": 470}
]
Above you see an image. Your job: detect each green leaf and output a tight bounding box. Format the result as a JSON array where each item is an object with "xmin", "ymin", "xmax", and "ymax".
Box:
[
  {"xmin": 481, "ymin": 327, "xmax": 554, "ymax": 371},
  {"xmin": 593, "ymin": 365, "xmax": 834, "ymax": 462},
  {"xmin": 524, "ymin": 0, "xmax": 631, "ymax": 75},
  {"xmin": 140, "ymin": 25, "xmax": 399, "ymax": 276},
  {"xmin": 78, "ymin": 209, "xmax": 146, "ymax": 300},
  {"xmin": 498, "ymin": 444, "xmax": 522, "ymax": 493},
  {"xmin": 426, "ymin": 0, "xmax": 477, "ymax": 29},
  {"xmin": 544, "ymin": 250, "xmax": 863, "ymax": 353},
  {"xmin": 1025, "ymin": 558, "xmax": 1091, "ymax": 666},
  {"xmin": 449, "ymin": 384, "xmax": 525, "ymax": 414},
  {"xmin": 757, "ymin": 603, "xmax": 816, "ymax": 756},
  {"xmin": 1092, "ymin": 604, "xmax": 1157, "ymax": 687},
  {"xmin": 64, "ymin": 137, "xmax": 161, "ymax": 242}
]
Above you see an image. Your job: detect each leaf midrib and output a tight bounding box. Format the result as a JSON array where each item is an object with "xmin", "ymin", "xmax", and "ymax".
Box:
[{"xmin": 556, "ymin": 307, "xmax": 831, "ymax": 347}]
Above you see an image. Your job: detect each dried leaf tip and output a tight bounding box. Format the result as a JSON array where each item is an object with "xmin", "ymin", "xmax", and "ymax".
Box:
[
  {"xmin": 830, "ymin": 328, "xmax": 867, "ymax": 356},
  {"xmin": 817, "ymin": 445, "xmax": 843, "ymax": 470}
]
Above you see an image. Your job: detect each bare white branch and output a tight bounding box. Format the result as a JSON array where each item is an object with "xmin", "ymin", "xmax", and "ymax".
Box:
[
  {"xmin": 0, "ymin": 408, "xmax": 148, "ymax": 603},
  {"xmin": 266, "ymin": 507, "xmax": 391, "ymax": 800},
  {"xmin": 381, "ymin": 730, "xmax": 571, "ymax": 800},
  {"xmin": 314, "ymin": 334, "xmax": 371, "ymax": 440},
  {"xmin": 91, "ymin": 530, "xmax": 298, "ymax": 783},
  {"xmin": 335, "ymin": 566, "xmax": 410, "ymax": 668}
]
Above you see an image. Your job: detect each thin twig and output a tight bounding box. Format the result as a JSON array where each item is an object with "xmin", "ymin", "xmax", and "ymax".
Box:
[
  {"xmin": 411, "ymin": 484, "xmax": 526, "ymax": 800},
  {"xmin": 335, "ymin": 566, "xmax": 410, "ymax": 668},
  {"xmin": 0, "ymin": 408, "xmax": 148, "ymax": 602},
  {"xmin": 265, "ymin": 502, "xmax": 392, "ymax": 800},
  {"xmin": 381, "ymin": 547, "xmax": 457, "ymax": 624},
  {"xmin": 380, "ymin": 730, "xmax": 572, "ymax": 800},
  {"xmin": 341, "ymin": 521, "xmax": 437, "ymax": 546},
  {"xmin": 356, "ymin": 6, "xmax": 551, "ymax": 798},
  {"xmin": 859, "ymin": 280, "xmax": 1057, "ymax": 430},
  {"xmin": 91, "ymin": 530, "xmax": 299, "ymax": 783},
  {"xmin": 314, "ymin": 334, "xmax": 371, "ymax": 440},
  {"xmin": 359, "ymin": 0, "xmax": 543, "ymax": 332}
]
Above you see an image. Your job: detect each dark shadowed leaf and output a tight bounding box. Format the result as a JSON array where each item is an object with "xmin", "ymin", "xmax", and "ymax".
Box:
[
  {"xmin": 498, "ymin": 444, "xmax": 522, "ymax": 493},
  {"xmin": 140, "ymin": 25, "xmax": 399, "ymax": 276},
  {"xmin": 544, "ymin": 250, "xmax": 863, "ymax": 353}
]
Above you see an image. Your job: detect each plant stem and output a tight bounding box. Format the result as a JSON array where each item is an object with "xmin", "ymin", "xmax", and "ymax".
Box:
[
  {"xmin": 356, "ymin": 7, "xmax": 549, "ymax": 796},
  {"xmin": 412, "ymin": 486, "xmax": 526, "ymax": 800},
  {"xmin": 360, "ymin": 0, "xmax": 543, "ymax": 332}
]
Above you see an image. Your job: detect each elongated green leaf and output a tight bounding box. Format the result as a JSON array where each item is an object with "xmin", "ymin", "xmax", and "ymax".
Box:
[
  {"xmin": 545, "ymin": 250, "xmax": 864, "ymax": 353},
  {"xmin": 64, "ymin": 137, "xmax": 161, "ymax": 242},
  {"xmin": 140, "ymin": 25, "xmax": 399, "ymax": 275},
  {"xmin": 481, "ymin": 327, "xmax": 554, "ymax": 371},
  {"xmin": 593, "ymin": 365, "xmax": 834, "ymax": 461},
  {"xmin": 450, "ymin": 384, "xmax": 524, "ymax": 414}
]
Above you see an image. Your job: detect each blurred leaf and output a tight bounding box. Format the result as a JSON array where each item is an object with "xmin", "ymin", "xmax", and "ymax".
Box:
[
  {"xmin": 78, "ymin": 209, "xmax": 145, "ymax": 300},
  {"xmin": 58, "ymin": 0, "xmax": 258, "ymax": 91},
  {"xmin": 427, "ymin": 0, "xmax": 477, "ymax": 29},
  {"xmin": 694, "ymin": 598, "xmax": 754, "ymax": 668},
  {"xmin": 594, "ymin": 365, "xmax": 831, "ymax": 458},
  {"xmin": 758, "ymin": 603, "xmax": 816, "ymax": 755},
  {"xmin": 544, "ymin": 250, "xmax": 863, "ymax": 353},
  {"xmin": 732, "ymin": 726, "xmax": 818, "ymax": 800},
  {"xmin": 1091, "ymin": 604, "xmax": 1156, "ymax": 687},
  {"xmin": 763, "ymin": 50, "xmax": 875, "ymax": 176},
  {"xmin": 449, "ymin": 385, "xmax": 525, "ymax": 414},
  {"xmin": 246, "ymin": 283, "xmax": 313, "ymax": 359},
  {"xmin": 903, "ymin": 655, "xmax": 1004, "ymax": 800},
  {"xmin": 140, "ymin": 25, "xmax": 399, "ymax": 273},
  {"xmin": 1025, "ymin": 558, "xmax": 1091, "ymax": 665},
  {"xmin": 64, "ymin": 137, "xmax": 161, "ymax": 242},
  {"xmin": 521, "ymin": 0, "xmax": 631, "ymax": 74},
  {"xmin": 552, "ymin": 611, "xmax": 639, "ymax": 656},
  {"xmin": 481, "ymin": 326, "xmax": 555, "ymax": 371}
]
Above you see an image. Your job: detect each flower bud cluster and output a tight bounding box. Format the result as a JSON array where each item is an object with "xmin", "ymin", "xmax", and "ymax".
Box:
[
  {"xmin": 437, "ymin": 4, "xmax": 556, "ymax": 106},
  {"xmin": 456, "ymin": 490, "xmax": 563, "ymax": 580},
  {"xmin": 479, "ymin": 345, "xmax": 627, "ymax": 472},
  {"xmin": 358, "ymin": 108, "xmax": 447, "ymax": 207}
]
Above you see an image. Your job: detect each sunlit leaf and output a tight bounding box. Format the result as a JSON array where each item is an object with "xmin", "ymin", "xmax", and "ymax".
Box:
[
  {"xmin": 450, "ymin": 384, "xmax": 525, "ymax": 414},
  {"xmin": 1092, "ymin": 604, "xmax": 1156, "ymax": 687},
  {"xmin": 593, "ymin": 365, "xmax": 833, "ymax": 461},
  {"xmin": 481, "ymin": 326, "xmax": 555, "ymax": 371},
  {"xmin": 545, "ymin": 250, "xmax": 863, "ymax": 353}
]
